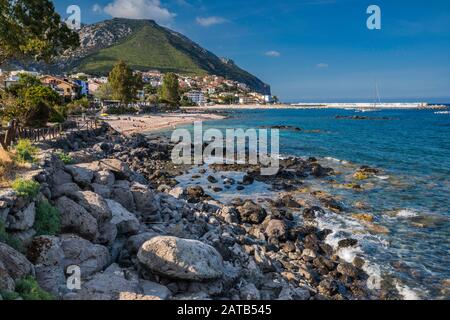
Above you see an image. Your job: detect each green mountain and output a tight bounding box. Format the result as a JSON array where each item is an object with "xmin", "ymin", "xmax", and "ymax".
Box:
[{"xmin": 63, "ymin": 18, "xmax": 270, "ymax": 94}]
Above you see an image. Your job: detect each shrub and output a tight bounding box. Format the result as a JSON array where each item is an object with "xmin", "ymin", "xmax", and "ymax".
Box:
[
  {"xmin": 35, "ymin": 200, "xmax": 61, "ymax": 236},
  {"xmin": 54, "ymin": 151, "xmax": 73, "ymax": 165},
  {"xmin": 15, "ymin": 139, "xmax": 39, "ymax": 163},
  {"xmin": 15, "ymin": 276, "xmax": 54, "ymax": 300},
  {"xmin": 0, "ymin": 220, "xmax": 23, "ymax": 252},
  {"xmin": 11, "ymin": 178, "xmax": 40, "ymax": 198}
]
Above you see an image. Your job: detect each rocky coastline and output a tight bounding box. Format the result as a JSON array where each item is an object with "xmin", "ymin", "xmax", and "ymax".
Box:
[{"xmin": 0, "ymin": 121, "xmax": 401, "ymax": 300}]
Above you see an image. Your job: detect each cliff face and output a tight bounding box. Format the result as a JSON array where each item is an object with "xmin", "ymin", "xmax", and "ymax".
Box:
[{"xmin": 11, "ymin": 18, "xmax": 270, "ymax": 94}]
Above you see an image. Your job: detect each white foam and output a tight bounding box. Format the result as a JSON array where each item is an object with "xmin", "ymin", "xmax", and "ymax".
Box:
[
  {"xmin": 395, "ymin": 282, "xmax": 422, "ymax": 300},
  {"xmin": 376, "ymin": 175, "xmax": 390, "ymax": 180},
  {"xmin": 396, "ymin": 209, "xmax": 419, "ymax": 218}
]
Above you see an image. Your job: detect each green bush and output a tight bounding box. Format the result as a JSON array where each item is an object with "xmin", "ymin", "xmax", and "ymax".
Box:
[
  {"xmin": 0, "ymin": 220, "xmax": 23, "ymax": 252},
  {"xmin": 35, "ymin": 200, "xmax": 61, "ymax": 236},
  {"xmin": 11, "ymin": 178, "xmax": 40, "ymax": 198},
  {"xmin": 54, "ymin": 151, "xmax": 73, "ymax": 165},
  {"xmin": 15, "ymin": 139, "xmax": 39, "ymax": 163},
  {"xmin": 15, "ymin": 276, "xmax": 54, "ymax": 300}
]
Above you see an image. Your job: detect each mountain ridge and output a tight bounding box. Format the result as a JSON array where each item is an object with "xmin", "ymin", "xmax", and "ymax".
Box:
[{"xmin": 27, "ymin": 18, "xmax": 270, "ymax": 94}]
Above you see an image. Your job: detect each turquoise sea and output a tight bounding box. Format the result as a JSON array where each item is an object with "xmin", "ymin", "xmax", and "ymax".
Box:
[{"xmin": 176, "ymin": 107, "xmax": 450, "ymax": 299}]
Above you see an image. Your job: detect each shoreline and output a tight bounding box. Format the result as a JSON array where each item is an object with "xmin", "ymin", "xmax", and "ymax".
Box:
[
  {"xmin": 104, "ymin": 112, "xmax": 226, "ymax": 136},
  {"xmin": 182, "ymin": 103, "xmax": 448, "ymax": 110}
]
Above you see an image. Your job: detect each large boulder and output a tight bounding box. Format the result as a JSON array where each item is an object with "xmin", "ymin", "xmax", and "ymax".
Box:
[
  {"xmin": 106, "ymin": 199, "xmax": 140, "ymax": 235},
  {"xmin": 130, "ymin": 183, "xmax": 158, "ymax": 216},
  {"xmin": 7, "ymin": 202, "xmax": 35, "ymax": 231},
  {"xmin": 65, "ymin": 164, "xmax": 95, "ymax": 187},
  {"xmin": 70, "ymin": 191, "xmax": 112, "ymax": 223},
  {"xmin": 51, "ymin": 169, "xmax": 73, "ymax": 186},
  {"xmin": 94, "ymin": 170, "xmax": 115, "ymax": 186},
  {"xmin": 64, "ymin": 264, "xmax": 140, "ymax": 300},
  {"xmin": 236, "ymin": 200, "xmax": 267, "ymax": 224},
  {"xmin": 60, "ymin": 234, "xmax": 110, "ymax": 278},
  {"xmin": 55, "ymin": 197, "xmax": 98, "ymax": 241},
  {"xmin": 99, "ymin": 159, "xmax": 132, "ymax": 180},
  {"xmin": 111, "ymin": 182, "xmax": 136, "ymax": 211},
  {"xmin": 0, "ymin": 261, "xmax": 16, "ymax": 291},
  {"xmin": 0, "ymin": 242, "xmax": 33, "ymax": 280},
  {"xmin": 137, "ymin": 236, "xmax": 224, "ymax": 281},
  {"xmin": 51, "ymin": 183, "xmax": 81, "ymax": 199}
]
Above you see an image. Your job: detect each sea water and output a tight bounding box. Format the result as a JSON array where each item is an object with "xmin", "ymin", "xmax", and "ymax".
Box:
[{"xmin": 174, "ymin": 107, "xmax": 450, "ymax": 300}]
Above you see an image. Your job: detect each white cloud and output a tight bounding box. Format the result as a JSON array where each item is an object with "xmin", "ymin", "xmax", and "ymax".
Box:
[
  {"xmin": 92, "ymin": 4, "xmax": 103, "ymax": 14},
  {"xmin": 265, "ymin": 51, "xmax": 281, "ymax": 57},
  {"xmin": 196, "ymin": 16, "xmax": 227, "ymax": 27},
  {"xmin": 317, "ymin": 63, "xmax": 329, "ymax": 68},
  {"xmin": 103, "ymin": 0, "xmax": 176, "ymax": 25}
]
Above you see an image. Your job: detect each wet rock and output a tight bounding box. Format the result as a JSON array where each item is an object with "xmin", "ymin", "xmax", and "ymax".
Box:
[
  {"xmin": 303, "ymin": 206, "xmax": 325, "ymax": 221},
  {"xmin": 336, "ymin": 262, "xmax": 360, "ymax": 278},
  {"xmin": 137, "ymin": 236, "xmax": 224, "ymax": 281},
  {"xmin": 242, "ymin": 175, "xmax": 255, "ymax": 185},
  {"xmin": 207, "ymin": 175, "xmax": 218, "ymax": 183},
  {"xmin": 338, "ymin": 238, "xmax": 358, "ymax": 249},
  {"xmin": 236, "ymin": 200, "xmax": 267, "ymax": 224},
  {"xmin": 185, "ymin": 186, "xmax": 205, "ymax": 202}
]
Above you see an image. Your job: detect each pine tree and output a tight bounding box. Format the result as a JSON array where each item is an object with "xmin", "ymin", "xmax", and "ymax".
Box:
[{"xmin": 159, "ymin": 73, "xmax": 180, "ymax": 106}]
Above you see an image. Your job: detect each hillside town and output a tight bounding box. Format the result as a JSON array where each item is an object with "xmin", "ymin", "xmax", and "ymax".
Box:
[{"xmin": 0, "ymin": 68, "xmax": 277, "ymax": 108}]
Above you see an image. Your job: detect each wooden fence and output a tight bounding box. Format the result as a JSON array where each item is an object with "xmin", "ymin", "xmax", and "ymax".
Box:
[{"xmin": 0, "ymin": 117, "xmax": 99, "ymax": 150}]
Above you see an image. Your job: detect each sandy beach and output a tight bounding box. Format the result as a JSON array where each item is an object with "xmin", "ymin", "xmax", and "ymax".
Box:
[{"xmin": 104, "ymin": 112, "xmax": 225, "ymax": 135}]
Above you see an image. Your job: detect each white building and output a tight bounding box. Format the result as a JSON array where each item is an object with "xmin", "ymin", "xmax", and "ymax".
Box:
[
  {"xmin": 239, "ymin": 96, "xmax": 257, "ymax": 105},
  {"xmin": 185, "ymin": 90, "xmax": 206, "ymax": 105}
]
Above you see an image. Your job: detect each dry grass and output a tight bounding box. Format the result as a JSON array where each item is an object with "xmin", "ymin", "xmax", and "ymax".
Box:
[
  {"xmin": 0, "ymin": 148, "xmax": 30, "ymax": 187},
  {"xmin": 0, "ymin": 148, "xmax": 15, "ymax": 186}
]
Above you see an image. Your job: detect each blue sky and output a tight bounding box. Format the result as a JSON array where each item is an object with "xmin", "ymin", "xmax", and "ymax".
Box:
[{"xmin": 54, "ymin": 0, "xmax": 450, "ymax": 102}]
